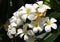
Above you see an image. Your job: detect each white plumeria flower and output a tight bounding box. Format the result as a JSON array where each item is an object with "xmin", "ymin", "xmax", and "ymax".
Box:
[
  {"xmin": 17, "ymin": 29, "xmax": 34, "ymax": 40},
  {"xmin": 8, "ymin": 25, "xmax": 16, "ymax": 34},
  {"xmin": 10, "ymin": 12, "xmax": 23, "ymax": 26},
  {"xmin": 8, "ymin": 28, "xmax": 16, "ymax": 34},
  {"xmin": 44, "ymin": 17, "xmax": 57, "ymax": 32},
  {"xmin": 36, "ymin": 1, "xmax": 51, "ymax": 12},
  {"xmin": 17, "ymin": 24, "xmax": 34, "ymax": 40},
  {"xmin": 20, "ymin": 4, "xmax": 36, "ymax": 21},
  {"xmin": 28, "ymin": 18, "xmax": 43, "ymax": 33}
]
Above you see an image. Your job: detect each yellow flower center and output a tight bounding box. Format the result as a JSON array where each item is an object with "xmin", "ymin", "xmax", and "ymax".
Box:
[
  {"xmin": 47, "ymin": 21, "xmax": 51, "ymax": 26},
  {"xmin": 34, "ymin": 23, "xmax": 38, "ymax": 27},
  {"xmin": 23, "ymin": 30, "xmax": 28, "ymax": 34},
  {"xmin": 26, "ymin": 9, "xmax": 31, "ymax": 16},
  {"xmin": 39, "ymin": 5, "xmax": 43, "ymax": 9}
]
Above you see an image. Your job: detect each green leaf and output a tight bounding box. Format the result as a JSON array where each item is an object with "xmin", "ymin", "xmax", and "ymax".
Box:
[
  {"xmin": 43, "ymin": 0, "xmax": 51, "ymax": 7},
  {"xmin": 43, "ymin": 0, "xmax": 60, "ymax": 11},
  {"xmin": 44, "ymin": 32, "xmax": 59, "ymax": 42},
  {"xmin": 50, "ymin": 0, "xmax": 60, "ymax": 11},
  {"xmin": 48, "ymin": 12, "xmax": 60, "ymax": 18},
  {"xmin": 58, "ymin": 26, "xmax": 60, "ymax": 34},
  {"xmin": 36, "ymin": 33, "xmax": 48, "ymax": 39}
]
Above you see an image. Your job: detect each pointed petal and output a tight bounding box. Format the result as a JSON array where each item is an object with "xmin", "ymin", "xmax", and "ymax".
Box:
[
  {"xmin": 28, "ymin": 14, "xmax": 35, "ymax": 20},
  {"xmin": 10, "ymin": 22, "xmax": 17, "ymax": 27},
  {"xmin": 50, "ymin": 18, "xmax": 57, "ymax": 23},
  {"xmin": 20, "ymin": 34, "xmax": 24, "ymax": 38},
  {"xmin": 21, "ymin": 14, "xmax": 27, "ymax": 22},
  {"xmin": 38, "ymin": 27, "xmax": 43, "ymax": 32},
  {"xmin": 45, "ymin": 26, "xmax": 51, "ymax": 32},
  {"xmin": 28, "ymin": 30, "xmax": 34, "ymax": 36},
  {"xmin": 33, "ymin": 27, "xmax": 38, "ymax": 33},
  {"xmin": 24, "ymin": 35, "xmax": 28, "ymax": 40},
  {"xmin": 17, "ymin": 19, "xmax": 23, "ymax": 25},
  {"xmin": 10, "ymin": 28, "xmax": 16, "ymax": 34},
  {"xmin": 33, "ymin": 3, "xmax": 39, "ymax": 8},
  {"xmin": 7, "ymin": 32, "xmax": 13, "ymax": 38},
  {"xmin": 20, "ymin": 6, "xmax": 25, "ymax": 10},
  {"xmin": 17, "ymin": 29, "xmax": 23, "ymax": 35},
  {"xmin": 25, "ymin": 4, "xmax": 33, "ymax": 9},
  {"xmin": 51, "ymin": 23, "xmax": 57, "ymax": 29},
  {"xmin": 28, "ymin": 24, "xmax": 33, "ymax": 28},
  {"xmin": 37, "ymin": 1, "xmax": 43, "ymax": 5},
  {"xmin": 43, "ymin": 4, "xmax": 51, "ymax": 9}
]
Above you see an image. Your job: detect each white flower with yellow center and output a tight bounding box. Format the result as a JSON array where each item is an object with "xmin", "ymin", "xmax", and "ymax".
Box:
[
  {"xmin": 28, "ymin": 18, "xmax": 43, "ymax": 33},
  {"xmin": 44, "ymin": 17, "xmax": 57, "ymax": 32},
  {"xmin": 17, "ymin": 24, "xmax": 34, "ymax": 40},
  {"xmin": 20, "ymin": 4, "xmax": 36, "ymax": 21},
  {"xmin": 36, "ymin": 1, "xmax": 51, "ymax": 13},
  {"xmin": 7, "ymin": 25, "xmax": 16, "ymax": 38},
  {"xmin": 10, "ymin": 12, "xmax": 23, "ymax": 26},
  {"xmin": 8, "ymin": 25, "xmax": 16, "ymax": 34}
]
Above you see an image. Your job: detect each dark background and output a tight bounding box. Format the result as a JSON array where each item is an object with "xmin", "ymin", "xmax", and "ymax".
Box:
[{"xmin": 0, "ymin": 0, "xmax": 60, "ymax": 42}]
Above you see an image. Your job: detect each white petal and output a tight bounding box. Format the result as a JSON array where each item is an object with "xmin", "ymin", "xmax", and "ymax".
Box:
[
  {"xmin": 20, "ymin": 34, "xmax": 24, "ymax": 38},
  {"xmin": 31, "ymin": 8, "xmax": 36, "ymax": 12},
  {"xmin": 7, "ymin": 32, "xmax": 13, "ymax": 38},
  {"xmin": 13, "ymin": 12, "xmax": 20, "ymax": 17},
  {"xmin": 20, "ymin": 6, "xmax": 25, "ymax": 10},
  {"xmin": 25, "ymin": 4, "xmax": 32, "ymax": 9},
  {"xmin": 37, "ymin": 1, "xmax": 43, "ymax": 5},
  {"xmin": 10, "ymin": 22, "xmax": 17, "ymax": 27},
  {"xmin": 20, "ymin": 10, "xmax": 26, "ymax": 14},
  {"xmin": 45, "ymin": 26, "xmax": 51, "ymax": 32},
  {"xmin": 50, "ymin": 18, "xmax": 57, "ymax": 23},
  {"xmin": 38, "ymin": 27, "xmax": 43, "ymax": 32},
  {"xmin": 28, "ymin": 24, "xmax": 33, "ymax": 28},
  {"xmin": 28, "ymin": 14, "xmax": 35, "ymax": 20},
  {"xmin": 9, "ymin": 16, "xmax": 16, "ymax": 23},
  {"xmin": 28, "ymin": 30, "xmax": 34, "ymax": 36},
  {"xmin": 16, "ymin": 19, "xmax": 23, "ymax": 25},
  {"xmin": 38, "ymin": 8, "xmax": 46, "ymax": 12},
  {"xmin": 33, "ymin": 27, "xmax": 38, "ymax": 33},
  {"xmin": 51, "ymin": 23, "xmax": 57, "ymax": 29},
  {"xmin": 24, "ymin": 35, "xmax": 28, "ymax": 40},
  {"xmin": 33, "ymin": 3, "xmax": 39, "ymax": 8},
  {"xmin": 10, "ymin": 28, "xmax": 16, "ymax": 34},
  {"xmin": 21, "ymin": 14, "xmax": 27, "ymax": 22},
  {"xmin": 43, "ymin": 4, "xmax": 51, "ymax": 9},
  {"xmin": 17, "ymin": 29, "xmax": 23, "ymax": 35}
]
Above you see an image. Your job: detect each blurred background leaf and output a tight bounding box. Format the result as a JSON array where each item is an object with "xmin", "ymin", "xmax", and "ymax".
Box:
[
  {"xmin": 43, "ymin": 0, "xmax": 60, "ymax": 11},
  {"xmin": 48, "ymin": 12, "xmax": 60, "ymax": 18}
]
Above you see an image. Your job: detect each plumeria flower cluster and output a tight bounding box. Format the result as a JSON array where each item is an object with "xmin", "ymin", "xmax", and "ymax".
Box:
[{"xmin": 7, "ymin": 1, "xmax": 57, "ymax": 42}]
